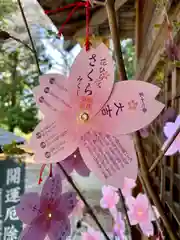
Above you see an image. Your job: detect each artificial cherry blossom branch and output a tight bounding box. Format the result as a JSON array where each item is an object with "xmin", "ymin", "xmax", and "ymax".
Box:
[
  {"xmin": 56, "ymin": 162, "xmax": 111, "ymax": 240},
  {"xmin": 149, "ymin": 125, "xmax": 180, "ymax": 172}
]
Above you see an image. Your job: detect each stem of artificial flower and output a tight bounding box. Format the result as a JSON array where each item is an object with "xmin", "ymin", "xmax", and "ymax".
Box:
[
  {"xmin": 56, "ymin": 162, "xmax": 111, "ymax": 240},
  {"xmin": 118, "ymin": 189, "xmax": 132, "ymax": 240}
]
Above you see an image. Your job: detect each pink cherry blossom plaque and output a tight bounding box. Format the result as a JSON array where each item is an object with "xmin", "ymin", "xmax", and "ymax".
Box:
[{"xmin": 29, "ymin": 43, "xmax": 164, "ymax": 188}]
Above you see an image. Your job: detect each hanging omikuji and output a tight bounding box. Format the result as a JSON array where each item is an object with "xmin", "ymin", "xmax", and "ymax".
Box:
[{"xmin": 27, "ymin": 43, "xmax": 165, "ymax": 188}]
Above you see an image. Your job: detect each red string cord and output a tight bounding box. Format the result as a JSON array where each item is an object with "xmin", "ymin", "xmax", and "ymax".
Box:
[
  {"xmin": 85, "ymin": 0, "xmax": 91, "ymax": 51},
  {"xmin": 58, "ymin": 3, "xmax": 83, "ymax": 36},
  {"xmin": 38, "ymin": 164, "xmax": 46, "ymax": 184},
  {"xmin": 38, "ymin": 164, "xmax": 53, "ymax": 184},
  {"xmin": 45, "ymin": 1, "xmax": 91, "ymax": 51},
  {"xmin": 44, "ymin": 3, "xmax": 83, "ymax": 15}
]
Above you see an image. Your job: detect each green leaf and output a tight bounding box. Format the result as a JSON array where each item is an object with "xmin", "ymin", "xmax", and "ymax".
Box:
[{"xmin": 154, "ymin": 24, "xmax": 161, "ymax": 29}]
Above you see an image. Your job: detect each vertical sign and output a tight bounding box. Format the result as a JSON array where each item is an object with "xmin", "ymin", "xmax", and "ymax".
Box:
[{"xmin": 0, "ymin": 157, "xmax": 25, "ymax": 240}]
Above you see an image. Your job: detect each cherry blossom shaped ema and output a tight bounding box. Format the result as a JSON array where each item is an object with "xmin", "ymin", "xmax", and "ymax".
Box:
[
  {"xmin": 16, "ymin": 174, "xmax": 77, "ymax": 240},
  {"xmin": 162, "ymin": 115, "xmax": 180, "ymax": 155},
  {"xmin": 28, "ymin": 43, "xmax": 164, "ymax": 188}
]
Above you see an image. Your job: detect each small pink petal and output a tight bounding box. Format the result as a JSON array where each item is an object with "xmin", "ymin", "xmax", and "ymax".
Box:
[
  {"xmin": 122, "ymin": 177, "xmax": 136, "ymax": 197},
  {"xmin": 125, "ymin": 196, "xmax": 135, "ymax": 209},
  {"xmin": 139, "ymin": 222, "xmax": 154, "ymax": 237},
  {"xmin": 16, "ymin": 192, "xmax": 41, "ymax": 225},
  {"xmin": 135, "ymin": 194, "xmax": 149, "ymax": 210},
  {"xmin": 163, "ymin": 122, "xmax": 177, "ymax": 138},
  {"xmin": 41, "ymin": 174, "xmax": 62, "ymax": 204},
  {"xmin": 72, "ymin": 199, "xmax": 84, "ymax": 217},
  {"xmin": 100, "ymin": 198, "xmax": 108, "ymax": 209},
  {"xmin": 127, "ymin": 210, "xmax": 138, "ymax": 225},
  {"xmin": 82, "ymin": 230, "xmax": 101, "ymax": 240},
  {"xmin": 175, "ymin": 115, "xmax": 180, "ymax": 126},
  {"xmin": 100, "ymin": 185, "xmax": 119, "ymax": 209},
  {"xmin": 114, "ymin": 212, "xmax": 125, "ymax": 234}
]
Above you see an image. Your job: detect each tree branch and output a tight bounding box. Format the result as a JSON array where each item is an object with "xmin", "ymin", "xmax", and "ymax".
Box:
[
  {"xmin": 9, "ymin": 34, "xmax": 33, "ymax": 53},
  {"xmin": 149, "ymin": 125, "xmax": 180, "ymax": 172},
  {"xmin": 17, "ymin": 0, "xmax": 41, "ymax": 75},
  {"xmin": 105, "ymin": 0, "xmax": 127, "ymax": 80},
  {"xmin": 56, "ymin": 163, "xmax": 111, "ymax": 240}
]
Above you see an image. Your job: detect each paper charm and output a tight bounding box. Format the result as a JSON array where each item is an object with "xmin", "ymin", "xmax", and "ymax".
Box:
[
  {"xmin": 54, "ymin": 148, "xmax": 90, "ymax": 179},
  {"xmin": 29, "ymin": 43, "xmax": 164, "ymax": 188},
  {"xmin": 126, "ymin": 193, "xmax": 159, "ymax": 237},
  {"xmin": 161, "ymin": 115, "xmax": 180, "ymax": 155},
  {"xmin": 113, "ymin": 212, "xmax": 125, "ymax": 239},
  {"xmin": 16, "ymin": 174, "xmax": 77, "ymax": 240}
]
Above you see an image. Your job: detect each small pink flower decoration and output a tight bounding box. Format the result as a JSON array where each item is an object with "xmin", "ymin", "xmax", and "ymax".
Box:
[
  {"xmin": 114, "ymin": 212, "xmax": 125, "ymax": 239},
  {"xmin": 127, "ymin": 193, "xmax": 158, "ymax": 237},
  {"xmin": 16, "ymin": 175, "xmax": 77, "ymax": 240},
  {"xmin": 121, "ymin": 177, "xmax": 136, "ymax": 197},
  {"xmin": 162, "ymin": 115, "xmax": 180, "ymax": 155},
  {"xmin": 54, "ymin": 148, "xmax": 90, "ymax": 179},
  {"xmin": 29, "ymin": 44, "xmax": 164, "ymax": 188},
  {"xmin": 100, "ymin": 185, "xmax": 119, "ymax": 210},
  {"xmin": 82, "ymin": 229, "xmax": 101, "ymax": 240}
]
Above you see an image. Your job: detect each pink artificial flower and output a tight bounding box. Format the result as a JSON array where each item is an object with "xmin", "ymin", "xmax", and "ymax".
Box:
[
  {"xmin": 54, "ymin": 148, "xmax": 90, "ymax": 179},
  {"xmin": 113, "ymin": 212, "xmax": 125, "ymax": 239},
  {"xmin": 29, "ymin": 44, "xmax": 164, "ymax": 188},
  {"xmin": 121, "ymin": 177, "xmax": 136, "ymax": 197},
  {"xmin": 82, "ymin": 229, "xmax": 101, "ymax": 240},
  {"xmin": 16, "ymin": 174, "xmax": 77, "ymax": 240},
  {"xmin": 100, "ymin": 185, "xmax": 119, "ymax": 210},
  {"xmin": 127, "ymin": 193, "xmax": 157, "ymax": 237},
  {"xmin": 162, "ymin": 115, "xmax": 180, "ymax": 155}
]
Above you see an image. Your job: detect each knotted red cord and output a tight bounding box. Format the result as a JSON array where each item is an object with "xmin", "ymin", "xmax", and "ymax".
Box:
[
  {"xmin": 38, "ymin": 164, "xmax": 53, "ymax": 184},
  {"xmin": 85, "ymin": 0, "xmax": 91, "ymax": 51},
  {"xmin": 45, "ymin": 1, "xmax": 91, "ymax": 51}
]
